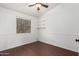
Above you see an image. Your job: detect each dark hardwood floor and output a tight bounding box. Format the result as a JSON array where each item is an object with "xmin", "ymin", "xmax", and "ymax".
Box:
[{"xmin": 0, "ymin": 41, "xmax": 78, "ymax": 56}]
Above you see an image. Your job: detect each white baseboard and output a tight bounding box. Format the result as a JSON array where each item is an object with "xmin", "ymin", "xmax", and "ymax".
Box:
[
  {"xmin": 0, "ymin": 40, "xmax": 37, "ymax": 51},
  {"xmin": 39, "ymin": 39, "xmax": 78, "ymax": 53}
]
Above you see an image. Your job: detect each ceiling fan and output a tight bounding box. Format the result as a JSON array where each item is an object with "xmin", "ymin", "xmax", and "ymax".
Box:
[{"xmin": 28, "ymin": 3, "xmax": 48, "ymax": 12}]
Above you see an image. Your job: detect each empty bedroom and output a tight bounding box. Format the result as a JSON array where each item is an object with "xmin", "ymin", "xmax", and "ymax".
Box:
[{"xmin": 0, "ymin": 3, "xmax": 79, "ymax": 56}]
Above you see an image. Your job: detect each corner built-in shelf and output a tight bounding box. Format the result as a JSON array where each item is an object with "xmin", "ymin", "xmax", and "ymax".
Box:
[
  {"xmin": 37, "ymin": 27, "xmax": 46, "ymax": 29},
  {"xmin": 37, "ymin": 19, "xmax": 46, "ymax": 29}
]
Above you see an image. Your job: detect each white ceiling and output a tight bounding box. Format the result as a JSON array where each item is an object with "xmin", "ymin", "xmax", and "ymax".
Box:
[{"xmin": 0, "ymin": 3, "xmax": 59, "ymax": 17}]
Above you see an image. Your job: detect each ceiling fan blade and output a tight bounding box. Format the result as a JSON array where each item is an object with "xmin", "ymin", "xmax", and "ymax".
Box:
[
  {"xmin": 41, "ymin": 3, "xmax": 48, "ymax": 8},
  {"xmin": 28, "ymin": 4, "xmax": 35, "ymax": 7}
]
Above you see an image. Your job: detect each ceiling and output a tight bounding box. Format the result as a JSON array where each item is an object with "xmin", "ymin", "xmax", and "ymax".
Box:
[{"xmin": 0, "ymin": 3, "xmax": 59, "ymax": 17}]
